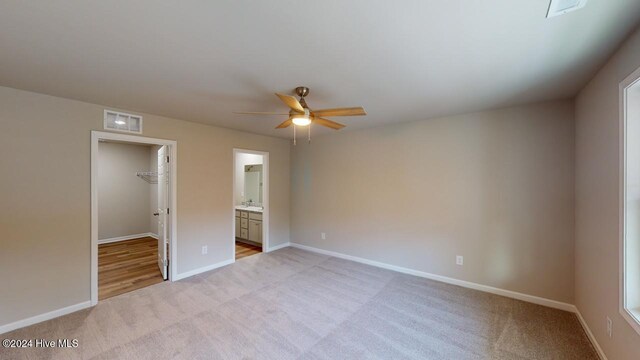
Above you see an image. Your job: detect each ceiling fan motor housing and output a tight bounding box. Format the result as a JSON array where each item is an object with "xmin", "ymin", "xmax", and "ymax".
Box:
[{"xmin": 295, "ymin": 86, "xmax": 310, "ymax": 98}]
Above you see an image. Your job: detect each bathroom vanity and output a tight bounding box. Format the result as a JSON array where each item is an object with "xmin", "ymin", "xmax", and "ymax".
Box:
[{"xmin": 235, "ymin": 207, "xmax": 263, "ymax": 245}]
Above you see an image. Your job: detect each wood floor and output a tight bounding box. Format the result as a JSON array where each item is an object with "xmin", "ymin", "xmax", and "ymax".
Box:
[
  {"xmin": 236, "ymin": 240, "xmax": 262, "ymax": 260},
  {"xmin": 98, "ymin": 237, "xmax": 164, "ymax": 300}
]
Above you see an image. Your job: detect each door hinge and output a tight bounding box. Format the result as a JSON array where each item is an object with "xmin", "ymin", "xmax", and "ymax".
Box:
[
  {"xmin": 167, "ymin": 208, "xmax": 170, "ymax": 214},
  {"xmin": 166, "ymin": 156, "xmax": 170, "ymax": 163},
  {"xmin": 163, "ymin": 259, "xmax": 169, "ymax": 267}
]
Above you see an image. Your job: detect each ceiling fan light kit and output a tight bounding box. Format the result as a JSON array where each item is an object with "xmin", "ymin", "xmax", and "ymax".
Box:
[
  {"xmin": 234, "ymin": 86, "xmax": 367, "ymax": 144},
  {"xmin": 291, "ymin": 108, "xmax": 311, "ymax": 126}
]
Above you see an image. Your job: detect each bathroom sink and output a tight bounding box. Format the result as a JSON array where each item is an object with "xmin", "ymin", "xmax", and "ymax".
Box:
[{"xmin": 235, "ymin": 205, "xmax": 263, "ymax": 213}]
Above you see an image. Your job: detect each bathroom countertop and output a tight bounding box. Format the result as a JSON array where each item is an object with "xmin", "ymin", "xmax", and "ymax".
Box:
[{"xmin": 235, "ymin": 206, "xmax": 263, "ymax": 213}]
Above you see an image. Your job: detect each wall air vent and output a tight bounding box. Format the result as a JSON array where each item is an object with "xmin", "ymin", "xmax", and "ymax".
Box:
[
  {"xmin": 104, "ymin": 110, "xmax": 142, "ymax": 134},
  {"xmin": 547, "ymin": 0, "xmax": 588, "ymax": 18}
]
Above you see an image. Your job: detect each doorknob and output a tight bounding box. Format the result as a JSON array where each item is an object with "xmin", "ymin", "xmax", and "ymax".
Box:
[{"xmin": 153, "ymin": 212, "xmax": 159, "ymax": 216}]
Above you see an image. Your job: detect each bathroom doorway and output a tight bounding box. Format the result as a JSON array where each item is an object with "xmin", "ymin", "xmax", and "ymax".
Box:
[{"xmin": 233, "ymin": 149, "xmax": 269, "ymax": 260}]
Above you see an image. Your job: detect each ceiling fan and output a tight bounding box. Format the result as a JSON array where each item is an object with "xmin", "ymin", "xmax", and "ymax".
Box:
[{"xmin": 234, "ymin": 86, "xmax": 366, "ymax": 135}]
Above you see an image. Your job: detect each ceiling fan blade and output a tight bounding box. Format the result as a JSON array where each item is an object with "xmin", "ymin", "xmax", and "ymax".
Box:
[
  {"xmin": 275, "ymin": 117, "xmax": 293, "ymax": 129},
  {"xmin": 275, "ymin": 93, "xmax": 305, "ymax": 113},
  {"xmin": 313, "ymin": 117, "xmax": 345, "ymax": 130},
  {"xmin": 311, "ymin": 107, "xmax": 366, "ymax": 117},
  {"xmin": 234, "ymin": 111, "xmax": 290, "ymax": 115}
]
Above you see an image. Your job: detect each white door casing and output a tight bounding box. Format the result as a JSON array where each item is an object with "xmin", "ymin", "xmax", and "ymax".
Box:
[
  {"xmin": 157, "ymin": 145, "xmax": 169, "ymax": 280},
  {"xmin": 91, "ymin": 131, "xmax": 177, "ymax": 305}
]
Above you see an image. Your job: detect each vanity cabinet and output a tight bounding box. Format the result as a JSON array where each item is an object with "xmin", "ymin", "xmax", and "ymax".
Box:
[
  {"xmin": 235, "ymin": 210, "xmax": 262, "ymax": 244},
  {"xmin": 235, "ymin": 211, "xmax": 241, "ymax": 237},
  {"xmin": 248, "ymin": 220, "xmax": 262, "ymax": 243}
]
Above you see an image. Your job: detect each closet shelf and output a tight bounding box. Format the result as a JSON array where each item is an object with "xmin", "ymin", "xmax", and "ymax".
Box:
[{"xmin": 136, "ymin": 171, "xmax": 158, "ymax": 184}]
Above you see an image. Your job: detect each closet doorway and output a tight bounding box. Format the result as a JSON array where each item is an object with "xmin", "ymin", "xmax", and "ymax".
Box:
[
  {"xmin": 90, "ymin": 131, "xmax": 177, "ymax": 305},
  {"xmin": 233, "ymin": 149, "xmax": 269, "ymax": 260}
]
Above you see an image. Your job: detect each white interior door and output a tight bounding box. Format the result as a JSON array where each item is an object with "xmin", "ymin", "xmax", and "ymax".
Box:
[{"xmin": 157, "ymin": 145, "xmax": 169, "ymax": 280}]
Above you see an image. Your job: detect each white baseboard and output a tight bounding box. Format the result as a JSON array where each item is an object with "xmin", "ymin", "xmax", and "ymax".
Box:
[
  {"xmin": 0, "ymin": 301, "xmax": 92, "ymax": 335},
  {"xmin": 98, "ymin": 232, "xmax": 157, "ymax": 244},
  {"xmin": 173, "ymin": 258, "xmax": 235, "ymax": 281},
  {"xmin": 266, "ymin": 242, "xmax": 290, "ymax": 252},
  {"xmin": 574, "ymin": 307, "xmax": 608, "ymax": 360},
  {"xmin": 289, "ymin": 243, "xmax": 575, "ymax": 312}
]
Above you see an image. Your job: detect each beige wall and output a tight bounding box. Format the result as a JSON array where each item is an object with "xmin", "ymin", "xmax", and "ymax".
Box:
[
  {"xmin": 575, "ymin": 26, "xmax": 640, "ymax": 359},
  {"xmin": 0, "ymin": 86, "xmax": 290, "ymax": 327},
  {"xmin": 98, "ymin": 142, "xmax": 153, "ymax": 240},
  {"xmin": 291, "ymin": 100, "xmax": 575, "ymax": 303}
]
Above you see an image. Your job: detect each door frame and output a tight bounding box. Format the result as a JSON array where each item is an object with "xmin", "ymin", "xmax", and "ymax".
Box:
[
  {"xmin": 91, "ymin": 131, "xmax": 178, "ymax": 305},
  {"xmin": 619, "ymin": 66, "xmax": 640, "ymax": 335},
  {"xmin": 232, "ymin": 148, "xmax": 270, "ymax": 257}
]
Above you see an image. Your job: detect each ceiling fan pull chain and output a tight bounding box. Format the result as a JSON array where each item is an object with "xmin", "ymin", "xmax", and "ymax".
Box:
[
  {"xmin": 293, "ymin": 124, "xmax": 297, "ymax": 146},
  {"xmin": 308, "ymin": 123, "xmax": 311, "ymax": 143}
]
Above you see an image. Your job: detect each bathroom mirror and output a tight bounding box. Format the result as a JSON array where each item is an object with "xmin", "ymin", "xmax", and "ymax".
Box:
[{"xmin": 244, "ymin": 164, "xmax": 263, "ymax": 205}]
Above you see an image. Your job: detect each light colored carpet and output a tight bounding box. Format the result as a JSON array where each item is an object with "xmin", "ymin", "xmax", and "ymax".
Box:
[{"xmin": 2, "ymin": 247, "xmax": 597, "ymax": 359}]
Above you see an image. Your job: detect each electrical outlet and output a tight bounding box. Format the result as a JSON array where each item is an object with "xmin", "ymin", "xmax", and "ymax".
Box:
[
  {"xmin": 321, "ymin": 232, "xmax": 326, "ymax": 240},
  {"xmin": 606, "ymin": 317, "xmax": 612, "ymax": 338},
  {"xmin": 456, "ymin": 255, "xmax": 464, "ymax": 266},
  {"xmin": 202, "ymin": 245, "xmax": 208, "ymax": 255}
]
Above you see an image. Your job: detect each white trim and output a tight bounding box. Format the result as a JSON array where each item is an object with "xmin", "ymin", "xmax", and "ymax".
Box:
[
  {"xmin": 232, "ymin": 149, "xmax": 271, "ymax": 257},
  {"xmin": 91, "ymin": 131, "xmax": 178, "ymax": 306},
  {"xmin": 268, "ymin": 242, "xmax": 291, "ymax": 252},
  {"xmin": 98, "ymin": 232, "xmax": 158, "ymax": 244},
  {"xmin": 289, "ymin": 243, "xmax": 575, "ymax": 312},
  {"xmin": 575, "ymin": 308, "xmax": 608, "ymax": 360},
  {"xmin": 619, "ymin": 66, "xmax": 640, "ymax": 336},
  {"xmin": 546, "ymin": 0, "xmax": 588, "ymax": 18},
  {"xmin": 0, "ymin": 301, "xmax": 91, "ymax": 335},
  {"xmin": 173, "ymin": 258, "xmax": 235, "ymax": 281}
]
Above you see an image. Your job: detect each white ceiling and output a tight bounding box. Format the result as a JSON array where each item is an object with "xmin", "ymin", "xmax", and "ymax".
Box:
[{"xmin": 0, "ymin": 1, "xmax": 639, "ymax": 138}]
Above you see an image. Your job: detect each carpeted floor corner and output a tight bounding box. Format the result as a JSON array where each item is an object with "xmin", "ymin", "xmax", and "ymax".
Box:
[{"xmin": 2, "ymin": 247, "xmax": 597, "ymax": 359}]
